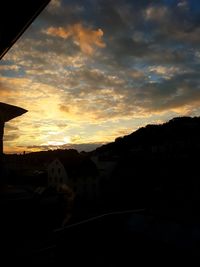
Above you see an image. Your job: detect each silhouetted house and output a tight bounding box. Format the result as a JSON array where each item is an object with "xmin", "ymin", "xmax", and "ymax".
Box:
[
  {"xmin": 151, "ymin": 144, "xmax": 167, "ymax": 154},
  {"xmin": 90, "ymin": 155, "xmax": 117, "ymax": 200},
  {"xmin": 91, "ymin": 155, "xmax": 117, "ymax": 179},
  {"xmin": 0, "ymin": 102, "xmax": 27, "ymax": 180},
  {"xmin": 47, "ymin": 158, "xmax": 68, "ymax": 190},
  {"xmin": 0, "ymin": 102, "xmax": 27, "ymax": 155},
  {"xmin": 47, "ymin": 157, "xmax": 98, "ymax": 201}
]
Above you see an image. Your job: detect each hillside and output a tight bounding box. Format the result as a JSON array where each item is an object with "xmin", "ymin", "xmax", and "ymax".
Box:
[
  {"xmin": 93, "ymin": 116, "xmax": 200, "ymax": 157},
  {"xmin": 93, "ymin": 116, "xmax": 200, "ymax": 220}
]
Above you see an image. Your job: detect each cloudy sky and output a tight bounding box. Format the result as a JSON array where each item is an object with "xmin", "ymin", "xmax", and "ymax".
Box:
[{"xmin": 1, "ymin": 0, "xmax": 200, "ymax": 153}]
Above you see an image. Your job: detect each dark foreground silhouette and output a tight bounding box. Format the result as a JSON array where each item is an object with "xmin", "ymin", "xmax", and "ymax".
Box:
[
  {"xmin": 1, "ymin": 209, "xmax": 200, "ymax": 266},
  {"xmin": 1, "ymin": 116, "xmax": 200, "ymax": 265}
]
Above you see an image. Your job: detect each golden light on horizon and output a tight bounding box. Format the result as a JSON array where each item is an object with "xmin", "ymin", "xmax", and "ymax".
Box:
[
  {"xmin": 64, "ymin": 136, "xmax": 71, "ymax": 143},
  {"xmin": 42, "ymin": 135, "xmax": 71, "ymax": 146}
]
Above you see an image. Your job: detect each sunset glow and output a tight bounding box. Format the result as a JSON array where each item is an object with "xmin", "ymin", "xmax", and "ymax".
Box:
[{"xmin": 1, "ymin": 0, "xmax": 200, "ymax": 153}]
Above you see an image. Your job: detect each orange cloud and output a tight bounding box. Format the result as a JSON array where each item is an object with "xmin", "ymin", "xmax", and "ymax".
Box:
[
  {"xmin": 45, "ymin": 23, "xmax": 106, "ymax": 55},
  {"xmin": 46, "ymin": 27, "xmax": 71, "ymax": 39},
  {"xmin": 60, "ymin": 105, "xmax": 70, "ymax": 113}
]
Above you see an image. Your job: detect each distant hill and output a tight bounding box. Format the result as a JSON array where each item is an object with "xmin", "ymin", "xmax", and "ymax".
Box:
[
  {"xmin": 93, "ymin": 116, "xmax": 200, "ymax": 157},
  {"xmin": 92, "ymin": 116, "xmax": 200, "ymax": 217}
]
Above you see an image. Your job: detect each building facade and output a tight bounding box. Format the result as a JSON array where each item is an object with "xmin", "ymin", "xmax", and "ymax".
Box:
[{"xmin": 47, "ymin": 158, "xmax": 68, "ymax": 190}]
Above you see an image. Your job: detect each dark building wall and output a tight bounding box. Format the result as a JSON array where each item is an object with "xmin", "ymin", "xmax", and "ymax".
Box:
[{"xmin": 0, "ymin": 121, "xmax": 4, "ymax": 155}]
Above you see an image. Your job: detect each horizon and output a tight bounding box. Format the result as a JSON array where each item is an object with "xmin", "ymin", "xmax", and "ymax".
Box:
[
  {"xmin": 4, "ymin": 114, "xmax": 199, "ymax": 155},
  {"xmin": 1, "ymin": 0, "xmax": 200, "ymax": 153},
  {"xmin": 4, "ymin": 141, "xmax": 106, "ymax": 154}
]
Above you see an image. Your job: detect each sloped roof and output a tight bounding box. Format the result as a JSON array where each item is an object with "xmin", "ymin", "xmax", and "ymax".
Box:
[
  {"xmin": 0, "ymin": 0, "xmax": 51, "ymax": 59},
  {"xmin": 0, "ymin": 102, "xmax": 27, "ymax": 122}
]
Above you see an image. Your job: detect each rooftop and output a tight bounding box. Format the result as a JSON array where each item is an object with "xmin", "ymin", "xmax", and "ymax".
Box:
[
  {"xmin": 0, "ymin": 102, "xmax": 27, "ymax": 122},
  {"xmin": 0, "ymin": 0, "xmax": 51, "ymax": 59}
]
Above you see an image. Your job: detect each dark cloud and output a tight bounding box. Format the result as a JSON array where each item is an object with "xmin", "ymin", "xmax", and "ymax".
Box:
[
  {"xmin": 130, "ymin": 70, "xmax": 200, "ymax": 112},
  {"xmin": 9, "ymin": 0, "xmax": 199, "ymax": 72},
  {"xmin": 95, "ymin": 1, "xmax": 129, "ymax": 34},
  {"xmin": 4, "ymin": 123, "xmax": 20, "ymax": 142},
  {"xmin": 4, "ymin": 133, "xmax": 20, "ymax": 141},
  {"xmin": 142, "ymin": 1, "xmax": 200, "ymax": 47},
  {"xmin": 24, "ymin": 142, "xmax": 103, "ymax": 152},
  {"xmin": 109, "ymin": 37, "xmax": 152, "ymax": 58},
  {"xmin": 57, "ymin": 122, "xmax": 68, "ymax": 128},
  {"xmin": 4, "ymin": 124, "xmax": 19, "ymax": 131},
  {"xmin": 95, "ymin": 0, "xmax": 200, "ymax": 67}
]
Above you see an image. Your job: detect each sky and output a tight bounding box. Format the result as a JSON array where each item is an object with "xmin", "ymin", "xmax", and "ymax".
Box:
[{"xmin": 1, "ymin": 0, "xmax": 200, "ymax": 153}]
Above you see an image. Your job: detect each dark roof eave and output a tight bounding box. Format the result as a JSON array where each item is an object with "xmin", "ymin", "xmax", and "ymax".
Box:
[{"xmin": 0, "ymin": 0, "xmax": 51, "ymax": 59}]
